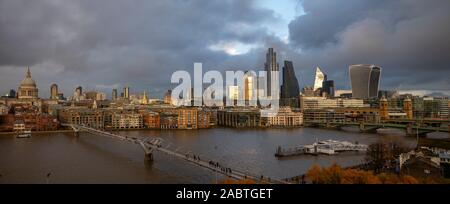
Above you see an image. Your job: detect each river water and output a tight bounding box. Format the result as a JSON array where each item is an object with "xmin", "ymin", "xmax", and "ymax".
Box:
[{"xmin": 0, "ymin": 127, "xmax": 424, "ymax": 184}]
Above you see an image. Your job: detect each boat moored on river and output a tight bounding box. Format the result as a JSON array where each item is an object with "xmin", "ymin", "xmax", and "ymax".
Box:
[
  {"xmin": 16, "ymin": 130, "xmax": 32, "ymax": 138},
  {"xmin": 275, "ymin": 139, "xmax": 368, "ymax": 157}
]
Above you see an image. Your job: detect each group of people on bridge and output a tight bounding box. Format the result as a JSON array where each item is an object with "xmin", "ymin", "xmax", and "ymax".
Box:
[
  {"xmin": 208, "ymin": 161, "xmax": 232, "ymax": 174},
  {"xmin": 185, "ymin": 153, "xmax": 201, "ymax": 162}
]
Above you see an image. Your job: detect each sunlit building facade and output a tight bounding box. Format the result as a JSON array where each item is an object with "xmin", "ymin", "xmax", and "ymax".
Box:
[
  {"xmin": 50, "ymin": 84, "xmax": 58, "ymax": 100},
  {"xmin": 313, "ymin": 67, "xmax": 326, "ymax": 92},
  {"xmin": 18, "ymin": 67, "xmax": 39, "ymax": 99}
]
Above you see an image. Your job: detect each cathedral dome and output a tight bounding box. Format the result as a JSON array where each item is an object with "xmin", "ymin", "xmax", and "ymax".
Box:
[
  {"xmin": 20, "ymin": 67, "xmax": 37, "ymax": 87},
  {"xmin": 21, "ymin": 77, "xmax": 37, "ymax": 87}
]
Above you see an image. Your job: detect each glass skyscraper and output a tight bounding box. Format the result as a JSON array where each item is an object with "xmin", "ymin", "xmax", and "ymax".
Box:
[
  {"xmin": 280, "ymin": 61, "xmax": 300, "ymax": 108},
  {"xmin": 264, "ymin": 48, "xmax": 279, "ymax": 97},
  {"xmin": 349, "ymin": 64, "xmax": 381, "ymax": 99},
  {"xmin": 321, "ymin": 80, "xmax": 335, "ymax": 97},
  {"xmin": 313, "ymin": 67, "xmax": 327, "ymax": 91}
]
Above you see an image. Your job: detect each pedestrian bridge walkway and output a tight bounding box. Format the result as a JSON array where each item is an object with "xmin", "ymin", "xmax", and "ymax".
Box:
[{"xmin": 62, "ymin": 123, "xmax": 289, "ymax": 184}]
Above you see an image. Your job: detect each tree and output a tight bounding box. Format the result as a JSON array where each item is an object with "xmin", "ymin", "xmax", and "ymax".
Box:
[
  {"xmin": 365, "ymin": 142, "xmax": 390, "ymax": 173},
  {"xmin": 305, "ymin": 164, "xmax": 323, "ymax": 184},
  {"xmin": 322, "ymin": 164, "xmax": 343, "ymax": 184},
  {"xmin": 341, "ymin": 169, "xmax": 381, "ymax": 184},
  {"xmin": 365, "ymin": 138, "xmax": 410, "ymax": 173},
  {"xmin": 305, "ymin": 164, "xmax": 418, "ymax": 184}
]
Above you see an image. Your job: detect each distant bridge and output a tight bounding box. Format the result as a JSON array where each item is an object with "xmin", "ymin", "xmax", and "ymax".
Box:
[
  {"xmin": 62, "ymin": 123, "xmax": 289, "ymax": 184},
  {"xmin": 304, "ymin": 120, "xmax": 450, "ymax": 137}
]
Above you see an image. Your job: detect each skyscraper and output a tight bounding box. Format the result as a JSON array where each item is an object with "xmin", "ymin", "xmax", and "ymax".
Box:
[
  {"xmin": 321, "ymin": 80, "xmax": 335, "ymax": 97},
  {"xmin": 313, "ymin": 67, "xmax": 327, "ymax": 91},
  {"xmin": 112, "ymin": 89, "xmax": 118, "ymax": 100},
  {"xmin": 349, "ymin": 64, "xmax": 381, "ymax": 99},
  {"xmin": 244, "ymin": 71, "xmax": 257, "ymax": 106},
  {"xmin": 264, "ymin": 48, "xmax": 279, "ymax": 97},
  {"xmin": 227, "ymin": 85, "xmax": 239, "ymax": 106},
  {"xmin": 50, "ymin": 84, "xmax": 58, "ymax": 99},
  {"xmin": 8, "ymin": 89, "xmax": 16, "ymax": 98},
  {"xmin": 280, "ymin": 61, "xmax": 300, "ymax": 108},
  {"xmin": 123, "ymin": 86, "xmax": 130, "ymax": 99}
]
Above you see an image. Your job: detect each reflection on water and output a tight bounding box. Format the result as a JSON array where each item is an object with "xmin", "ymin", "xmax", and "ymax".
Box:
[{"xmin": 0, "ymin": 127, "xmax": 429, "ymax": 183}]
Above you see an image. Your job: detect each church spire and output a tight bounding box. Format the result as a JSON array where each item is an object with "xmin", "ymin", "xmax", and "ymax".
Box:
[{"xmin": 26, "ymin": 66, "xmax": 31, "ymax": 78}]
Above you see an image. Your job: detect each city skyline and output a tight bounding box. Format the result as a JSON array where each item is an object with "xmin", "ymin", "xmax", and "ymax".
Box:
[
  {"xmin": 1, "ymin": 0, "xmax": 450, "ymax": 98},
  {"xmin": 3, "ymin": 56, "xmax": 450, "ymax": 101},
  {"xmin": 2, "ymin": 0, "xmax": 450, "ymax": 190}
]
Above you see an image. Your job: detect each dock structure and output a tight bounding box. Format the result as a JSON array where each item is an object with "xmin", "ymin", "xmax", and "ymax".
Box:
[
  {"xmin": 276, "ymin": 140, "xmax": 368, "ymax": 157},
  {"xmin": 62, "ymin": 123, "xmax": 289, "ymax": 184}
]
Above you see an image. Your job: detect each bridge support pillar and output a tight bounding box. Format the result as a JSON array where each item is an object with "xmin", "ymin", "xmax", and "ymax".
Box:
[
  {"xmin": 74, "ymin": 131, "xmax": 79, "ymax": 137},
  {"xmin": 359, "ymin": 122, "xmax": 365, "ymax": 132},
  {"xmin": 406, "ymin": 124, "xmax": 427, "ymax": 137},
  {"xmin": 360, "ymin": 128, "xmax": 378, "ymax": 134},
  {"xmin": 358, "ymin": 122, "xmax": 379, "ymax": 133},
  {"xmin": 145, "ymin": 153, "xmax": 153, "ymax": 162}
]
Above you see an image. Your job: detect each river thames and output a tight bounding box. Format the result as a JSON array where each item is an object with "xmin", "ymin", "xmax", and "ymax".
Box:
[{"xmin": 0, "ymin": 127, "xmax": 421, "ymax": 184}]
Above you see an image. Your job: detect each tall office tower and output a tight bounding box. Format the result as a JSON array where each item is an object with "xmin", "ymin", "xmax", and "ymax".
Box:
[
  {"xmin": 244, "ymin": 76, "xmax": 256, "ymax": 106},
  {"xmin": 255, "ymin": 74, "xmax": 267, "ymax": 107},
  {"xmin": 280, "ymin": 61, "xmax": 300, "ymax": 108},
  {"xmin": 244, "ymin": 72, "xmax": 256, "ymax": 106},
  {"xmin": 50, "ymin": 84, "xmax": 58, "ymax": 99},
  {"xmin": 264, "ymin": 48, "xmax": 279, "ymax": 97},
  {"xmin": 321, "ymin": 80, "xmax": 335, "ymax": 97},
  {"xmin": 313, "ymin": 67, "xmax": 327, "ymax": 91},
  {"xmin": 227, "ymin": 86, "xmax": 239, "ymax": 106},
  {"xmin": 8, "ymin": 89, "xmax": 16, "ymax": 98},
  {"xmin": 112, "ymin": 89, "xmax": 118, "ymax": 100},
  {"xmin": 349, "ymin": 64, "xmax": 381, "ymax": 99},
  {"xmin": 123, "ymin": 86, "xmax": 130, "ymax": 99}
]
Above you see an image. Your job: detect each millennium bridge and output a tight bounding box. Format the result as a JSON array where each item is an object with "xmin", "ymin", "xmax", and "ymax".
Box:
[{"xmin": 61, "ymin": 124, "xmax": 289, "ymax": 184}]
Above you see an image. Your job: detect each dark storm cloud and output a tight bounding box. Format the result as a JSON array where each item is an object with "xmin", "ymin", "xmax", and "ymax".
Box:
[
  {"xmin": 1, "ymin": 0, "xmax": 449, "ymax": 99},
  {"xmin": 288, "ymin": 0, "xmax": 450, "ymax": 91},
  {"xmin": 0, "ymin": 0, "xmax": 277, "ymax": 97}
]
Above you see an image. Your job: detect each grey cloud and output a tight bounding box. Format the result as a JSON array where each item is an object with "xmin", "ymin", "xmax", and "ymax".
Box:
[
  {"xmin": 0, "ymin": 0, "xmax": 277, "ymax": 97},
  {"xmin": 288, "ymin": 0, "xmax": 450, "ymax": 91},
  {"xmin": 1, "ymin": 0, "xmax": 449, "ymax": 99}
]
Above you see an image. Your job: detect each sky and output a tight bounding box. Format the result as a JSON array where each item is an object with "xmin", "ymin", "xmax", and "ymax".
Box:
[{"xmin": 0, "ymin": 0, "xmax": 449, "ymax": 98}]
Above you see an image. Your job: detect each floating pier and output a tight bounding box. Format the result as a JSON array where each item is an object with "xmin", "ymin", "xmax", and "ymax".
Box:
[{"xmin": 275, "ymin": 139, "xmax": 368, "ymax": 157}]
